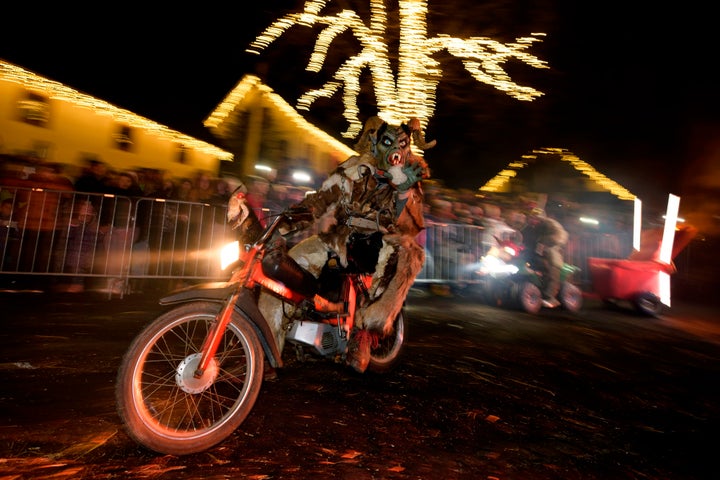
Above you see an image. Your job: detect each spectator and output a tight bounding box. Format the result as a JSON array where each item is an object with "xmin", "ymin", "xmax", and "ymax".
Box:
[
  {"xmin": 57, "ymin": 200, "xmax": 104, "ymax": 293},
  {"xmin": 424, "ymin": 198, "xmax": 461, "ymax": 289},
  {"xmin": 102, "ymin": 170, "xmax": 144, "ymax": 294},
  {"xmin": 264, "ymin": 182, "xmax": 291, "ymax": 217},
  {"xmin": 425, "ymin": 198, "xmax": 457, "ymax": 223},
  {"xmin": 189, "ymin": 171, "xmax": 214, "ymax": 203},
  {"xmin": 209, "ymin": 177, "xmax": 233, "ymax": 232},
  {"xmin": 137, "ymin": 168, "xmax": 164, "ymax": 197},
  {"xmin": 211, "ymin": 178, "xmax": 232, "ymax": 205},
  {"xmin": 244, "ymin": 175, "xmax": 271, "ymax": 226},
  {"xmin": 176, "ymin": 178, "xmax": 194, "ymax": 202},
  {"xmin": 7, "ymin": 162, "xmax": 74, "ymax": 288},
  {"xmin": 481, "ymin": 203, "xmax": 516, "ymax": 254},
  {"xmin": 468, "ymin": 204, "xmax": 485, "ymax": 227},
  {"xmin": 159, "ymin": 178, "xmax": 178, "ymax": 199},
  {"xmin": 0, "ymin": 197, "xmax": 20, "ymax": 271},
  {"xmin": 505, "ymin": 208, "xmax": 527, "ymax": 233},
  {"xmin": 143, "ymin": 177, "xmax": 181, "ymax": 283},
  {"xmin": 74, "ymin": 159, "xmax": 110, "ymax": 194},
  {"xmin": 186, "ymin": 171, "xmax": 217, "ymax": 276}
]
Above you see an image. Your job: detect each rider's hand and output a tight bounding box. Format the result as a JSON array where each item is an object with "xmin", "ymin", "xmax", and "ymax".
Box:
[{"xmin": 393, "ymin": 163, "xmax": 424, "ymax": 192}]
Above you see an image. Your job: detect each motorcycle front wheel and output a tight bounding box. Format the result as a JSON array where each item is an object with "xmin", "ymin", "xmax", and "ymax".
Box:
[
  {"xmin": 367, "ymin": 308, "xmax": 406, "ymax": 373},
  {"xmin": 115, "ymin": 301, "xmax": 264, "ymax": 455}
]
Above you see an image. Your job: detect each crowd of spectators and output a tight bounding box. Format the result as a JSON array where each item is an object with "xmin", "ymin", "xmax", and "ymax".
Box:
[
  {"xmin": 0, "ymin": 156, "xmax": 632, "ymax": 294},
  {"xmin": 0, "ymin": 157, "xmax": 317, "ymax": 292}
]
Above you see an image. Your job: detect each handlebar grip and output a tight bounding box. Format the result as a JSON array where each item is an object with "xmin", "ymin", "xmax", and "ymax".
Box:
[
  {"xmin": 287, "ymin": 205, "xmax": 310, "ymax": 214},
  {"xmin": 286, "ymin": 206, "xmax": 313, "ymax": 222}
]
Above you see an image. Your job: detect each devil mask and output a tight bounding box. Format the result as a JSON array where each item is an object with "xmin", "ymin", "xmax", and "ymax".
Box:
[{"xmin": 371, "ymin": 122, "xmax": 412, "ymax": 172}]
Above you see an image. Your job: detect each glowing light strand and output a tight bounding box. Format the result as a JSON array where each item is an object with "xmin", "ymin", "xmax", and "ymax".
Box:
[
  {"xmin": 0, "ymin": 60, "xmax": 233, "ymax": 161},
  {"xmin": 479, "ymin": 147, "xmax": 636, "ymax": 201},
  {"xmin": 247, "ymin": 0, "xmax": 548, "ymax": 140},
  {"xmin": 204, "ymin": 75, "xmax": 356, "ymax": 158}
]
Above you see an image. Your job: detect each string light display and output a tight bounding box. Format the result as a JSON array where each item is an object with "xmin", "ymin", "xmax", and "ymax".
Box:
[
  {"xmin": 0, "ymin": 60, "xmax": 233, "ymax": 161},
  {"xmin": 479, "ymin": 147, "xmax": 637, "ymax": 201},
  {"xmin": 247, "ymin": 0, "xmax": 548, "ymax": 142},
  {"xmin": 204, "ymin": 74, "xmax": 356, "ymax": 158}
]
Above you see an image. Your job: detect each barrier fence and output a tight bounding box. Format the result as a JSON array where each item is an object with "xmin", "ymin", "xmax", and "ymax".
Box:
[{"xmin": 1, "ymin": 186, "xmax": 690, "ymax": 296}]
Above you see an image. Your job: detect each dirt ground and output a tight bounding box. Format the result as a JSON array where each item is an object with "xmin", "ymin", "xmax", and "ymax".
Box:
[{"xmin": 0, "ymin": 290, "xmax": 718, "ymax": 479}]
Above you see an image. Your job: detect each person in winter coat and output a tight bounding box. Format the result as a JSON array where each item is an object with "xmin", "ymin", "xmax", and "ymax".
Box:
[{"xmin": 520, "ymin": 207, "xmax": 569, "ymax": 308}]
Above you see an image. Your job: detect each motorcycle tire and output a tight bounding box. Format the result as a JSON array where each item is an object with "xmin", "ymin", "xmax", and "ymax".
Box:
[
  {"xmin": 367, "ymin": 309, "xmax": 406, "ymax": 373},
  {"xmin": 559, "ymin": 282, "xmax": 583, "ymax": 313},
  {"xmin": 515, "ymin": 281, "xmax": 542, "ymax": 314},
  {"xmin": 116, "ymin": 301, "xmax": 264, "ymax": 455}
]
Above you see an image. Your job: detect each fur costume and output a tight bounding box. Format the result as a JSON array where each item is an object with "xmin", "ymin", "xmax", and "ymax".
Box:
[{"xmin": 257, "ymin": 117, "xmax": 433, "ymax": 353}]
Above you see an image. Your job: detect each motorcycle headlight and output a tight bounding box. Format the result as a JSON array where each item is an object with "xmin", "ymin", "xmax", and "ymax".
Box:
[{"xmin": 220, "ymin": 241, "xmax": 240, "ymax": 271}]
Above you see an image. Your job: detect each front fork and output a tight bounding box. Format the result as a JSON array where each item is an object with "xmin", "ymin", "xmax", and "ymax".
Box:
[
  {"xmin": 192, "ymin": 272, "xmax": 373, "ymax": 376},
  {"xmin": 344, "ymin": 273, "xmax": 372, "ymax": 338},
  {"xmin": 194, "ymin": 289, "xmax": 242, "ymax": 378}
]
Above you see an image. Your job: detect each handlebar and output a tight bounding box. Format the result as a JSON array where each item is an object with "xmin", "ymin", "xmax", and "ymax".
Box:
[
  {"xmin": 254, "ymin": 206, "xmax": 314, "ymax": 247},
  {"xmin": 285, "ymin": 205, "xmax": 313, "ymax": 222}
]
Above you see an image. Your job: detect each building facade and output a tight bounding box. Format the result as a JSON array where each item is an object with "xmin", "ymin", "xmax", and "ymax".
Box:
[
  {"xmin": 203, "ymin": 74, "xmax": 356, "ymax": 187},
  {"xmin": 0, "ymin": 59, "xmax": 232, "ymax": 180}
]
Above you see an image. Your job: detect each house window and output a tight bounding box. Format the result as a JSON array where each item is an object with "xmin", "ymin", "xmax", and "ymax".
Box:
[
  {"xmin": 278, "ymin": 139, "xmax": 289, "ymax": 162},
  {"xmin": 176, "ymin": 144, "xmax": 188, "ymax": 164},
  {"xmin": 305, "ymin": 143, "xmax": 316, "ymax": 162},
  {"xmin": 114, "ymin": 125, "xmax": 134, "ymax": 152},
  {"xmin": 17, "ymin": 91, "xmax": 50, "ymax": 126}
]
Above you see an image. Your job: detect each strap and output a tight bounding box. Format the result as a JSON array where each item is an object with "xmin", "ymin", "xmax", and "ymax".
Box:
[{"xmin": 346, "ymin": 216, "xmax": 388, "ymax": 234}]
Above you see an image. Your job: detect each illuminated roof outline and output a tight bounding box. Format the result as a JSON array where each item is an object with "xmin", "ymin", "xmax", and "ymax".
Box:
[
  {"xmin": 479, "ymin": 147, "xmax": 637, "ymax": 201},
  {"xmin": 204, "ymin": 74, "xmax": 356, "ymax": 158},
  {"xmin": 0, "ymin": 59, "xmax": 233, "ymax": 161}
]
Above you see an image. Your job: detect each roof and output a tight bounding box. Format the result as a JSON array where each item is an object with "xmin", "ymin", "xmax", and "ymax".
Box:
[
  {"xmin": 203, "ymin": 74, "xmax": 356, "ymax": 158},
  {"xmin": 0, "ymin": 59, "xmax": 233, "ymax": 161},
  {"xmin": 479, "ymin": 147, "xmax": 636, "ymax": 201}
]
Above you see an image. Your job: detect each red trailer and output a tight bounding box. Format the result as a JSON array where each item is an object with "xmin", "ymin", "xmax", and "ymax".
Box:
[{"xmin": 587, "ymin": 224, "xmax": 697, "ymax": 316}]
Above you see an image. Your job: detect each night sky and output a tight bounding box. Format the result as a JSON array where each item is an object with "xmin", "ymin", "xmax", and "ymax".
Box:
[{"xmin": 1, "ymin": 1, "xmax": 718, "ymax": 211}]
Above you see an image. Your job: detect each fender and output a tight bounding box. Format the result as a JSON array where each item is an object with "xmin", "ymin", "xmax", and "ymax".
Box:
[{"xmin": 160, "ymin": 282, "xmax": 284, "ymax": 368}]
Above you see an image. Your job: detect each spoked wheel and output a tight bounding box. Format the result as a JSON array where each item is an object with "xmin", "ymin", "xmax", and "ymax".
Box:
[
  {"xmin": 559, "ymin": 282, "xmax": 583, "ymax": 313},
  {"xmin": 367, "ymin": 309, "xmax": 406, "ymax": 373},
  {"xmin": 115, "ymin": 301, "xmax": 264, "ymax": 455},
  {"xmin": 516, "ymin": 281, "xmax": 542, "ymax": 314}
]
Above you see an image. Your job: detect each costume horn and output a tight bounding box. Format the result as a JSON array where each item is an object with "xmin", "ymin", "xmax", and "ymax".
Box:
[{"xmin": 408, "ymin": 118, "xmax": 436, "ymax": 151}]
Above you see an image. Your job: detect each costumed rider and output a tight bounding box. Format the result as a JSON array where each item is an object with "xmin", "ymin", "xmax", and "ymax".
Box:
[
  {"xmin": 258, "ymin": 115, "xmax": 435, "ymax": 373},
  {"xmin": 520, "ymin": 207, "xmax": 568, "ymax": 308}
]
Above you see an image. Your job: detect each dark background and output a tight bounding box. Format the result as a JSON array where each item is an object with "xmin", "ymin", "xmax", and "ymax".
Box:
[{"xmin": 1, "ymin": 0, "xmax": 718, "ymax": 211}]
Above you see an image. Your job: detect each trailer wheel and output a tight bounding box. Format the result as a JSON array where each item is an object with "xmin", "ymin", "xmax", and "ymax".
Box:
[{"xmin": 634, "ymin": 292, "xmax": 663, "ymax": 317}]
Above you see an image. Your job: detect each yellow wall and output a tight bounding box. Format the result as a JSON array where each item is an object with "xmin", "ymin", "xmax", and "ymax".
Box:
[
  {"xmin": 204, "ymin": 75, "xmax": 355, "ymax": 183},
  {"xmin": 0, "ymin": 60, "xmax": 232, "ymax": 180}
]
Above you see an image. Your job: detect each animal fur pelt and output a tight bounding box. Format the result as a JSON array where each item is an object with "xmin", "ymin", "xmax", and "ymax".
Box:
[
  {"xmin": 254, "ymin": 115, "xmax": 433, "ymax": 350},
  {"xmin": 356, "ymin": 233, "xmax": 425, "ymax": 335}
]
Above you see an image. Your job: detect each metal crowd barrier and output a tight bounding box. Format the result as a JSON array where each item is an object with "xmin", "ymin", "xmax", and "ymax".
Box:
[
  {"xmin": 0, "ymin": 186, "xmax": 234, "ymax": 296},
  {"xmin": 416, "ymin": 221, "xmax": 634, "ymax": 289},
  {"xmin": 0, "ymin": 186, "xmax": 683, "ymax": 296}
]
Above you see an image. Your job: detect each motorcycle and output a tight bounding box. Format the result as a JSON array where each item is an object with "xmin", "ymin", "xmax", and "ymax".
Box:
[
  {"xmin": 115, "ymin": 204, "xmax": 406, "ymax": 455},
  {"xmin": 473, "ymin": 237, "xmax": 583, "ymax": 314}
]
